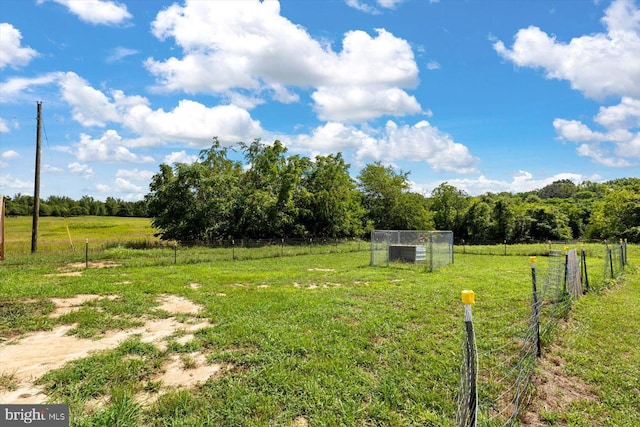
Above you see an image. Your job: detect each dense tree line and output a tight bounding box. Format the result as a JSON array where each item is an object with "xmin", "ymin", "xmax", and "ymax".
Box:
[
  {"xmin": 4, "ymin": 139, "xmax": 638, "ymax": 243},
  {"xmin": 145, "ymin": 139, "xmax": 640, "ymax": 243},
  {"xmin": 3, "ymin": 194, "xmax": 147, "ymax": 218}
]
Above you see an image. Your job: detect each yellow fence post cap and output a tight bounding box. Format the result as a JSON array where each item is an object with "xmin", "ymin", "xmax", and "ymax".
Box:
[
  {"xmin": 461, "ymin": 290, "xmax": 475, "ymax": 305},
  {"xmin": 529, "ymin": 256, "xmax": 537, "ymax": 264}
]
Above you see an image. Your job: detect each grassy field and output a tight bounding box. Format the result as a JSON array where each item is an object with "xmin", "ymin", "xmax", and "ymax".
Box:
[
  {"xmin": 3, "ymin": 216, "xmax": 159, "ymax": 254},
  {"xmin": 0, "ymin": 217, "xmax": 637, "ymax": 426}
]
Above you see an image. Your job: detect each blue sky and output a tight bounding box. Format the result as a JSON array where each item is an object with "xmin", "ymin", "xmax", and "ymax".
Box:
[{"xmin": 1, "ymin": 0, "xmax": 638, "ymax": 201}]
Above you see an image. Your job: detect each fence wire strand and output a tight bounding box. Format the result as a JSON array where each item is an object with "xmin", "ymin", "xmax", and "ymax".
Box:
[{"xmin": 457, "ymin": 242, "xmax": 627, "ymax": 427}]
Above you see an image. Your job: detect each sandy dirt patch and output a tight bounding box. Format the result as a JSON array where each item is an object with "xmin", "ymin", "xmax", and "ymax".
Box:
[
  {"xmin": 0, "ymin": 294, "xmax": 213, "ymax": 405},
  {"xmin": 520, "ymin": 351, "xmax": 597, "ymax": 425},
  {"xmin": 44, "ymin": 261, "xmax": 122, "ymax": 277},
  {"xmin": 307, "ymin": 268, "xmax": 336, "ymax": 272},
  {"xmin": 48, "ymin": 294, "xmax": 118, "ymax": 317},
  {"xmin": 156, "ymin": 353, "xmax": 229, "ymax": 389},
  {"xmin": 157, "ymin": 294, "xmax": 202, "ymax": 315},
  {"xmin": 66, "ymin": 261, "xmax": 121, "ymax": 270},
  {"xmin": 289, "ymin": 416, "xmax": 309, "ymax": 426},
  {"xmin": 134, "ymin": 353, "xmax": 232, "ymax": 406},
  {"xmin": 44, "ymin": 271, "xmax": 84, "ymax": 277},
  {"xmin": 294, "ymin": 282, "xmax": 341, "ymax": 290}
]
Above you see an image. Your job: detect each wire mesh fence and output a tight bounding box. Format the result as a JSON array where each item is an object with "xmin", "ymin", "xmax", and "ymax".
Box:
[
  {"xmin": 0, "ymin": 237, "xmax": 369, "ymax": 269},
  {"xmin": 457, "ymin": 241, "xmax": 627, "ymax": 426},
  {"xmin": 604, "ymin": 240, "xmax": 627, "ymax": 282},
  {"xmin": 369, "ymin": 230, "xmax": 454, "ymax": 271}
]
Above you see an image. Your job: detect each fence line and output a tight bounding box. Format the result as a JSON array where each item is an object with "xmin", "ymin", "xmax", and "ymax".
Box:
[
  {"xmin": 0, "ymin": 237, "xmax": 369, "ymax": 268},
  {"xmin": 457, "ymin": 240, "xmax": 628, "ymax": 426}
]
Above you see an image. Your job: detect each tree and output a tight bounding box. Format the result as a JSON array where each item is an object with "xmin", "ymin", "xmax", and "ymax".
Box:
[
  {"xmin": 397, "ymin": 192, "xmax": 434, "ymax": 231},
  {"xmin": 586, "ymin": 189, "xmax": 640, "ymax": 242},
  {"xmin": 146, "ymin": 138, "xmax": 241, "ymax": 242},
  {"xmin": 358, "ymin": 162, "xmax": 430, "ymax": 230},
  {"xmin": 538, "ymin": 179, "xmax": 577, "ymax": 199},
  {"xmin": 358, "ymin": 162, "xmax": 407, "ymax": 230},
  {"xmin": 489, "ymin": 195, "xmax": 514, "ymax": 242},
  {"xmin": 464, "ymin": 198, "xmax": 492, "ymax": 243},
  {"xmin": 527, "ymin": 205, "xmax": 572, "ymax": 241},
  {"xmin": 430, "ymin": 183, "xmax": 469, "ymax": 235},
  {"xmin": 299, "ymin": 153, "xmax": 364, "ymax": 237},
  {"xmin": 234, "ymin": 139, "xmax": 300, "ymax": 238}
]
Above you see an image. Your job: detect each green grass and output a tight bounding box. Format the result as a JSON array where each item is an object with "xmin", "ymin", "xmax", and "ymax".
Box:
[
  {"xmin": 1, "ymin": 217, "xmax": 638, "ymax": 426},
  {"xmin": 3, "ymin": 215, "xmax": 159, "ymax": 255},
  {"xmin": 538, "ymin": 261, "xmax": 640, "ymax": 425}
]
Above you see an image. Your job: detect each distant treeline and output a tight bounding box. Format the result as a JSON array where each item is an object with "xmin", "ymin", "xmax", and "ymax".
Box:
[
  {"xmin": 4, "ymin": 139, "xmax": 639, "ymax": 243},
  {"xmin": 4, "ymin": 195, "xmax": 147, "ymax": 218}
]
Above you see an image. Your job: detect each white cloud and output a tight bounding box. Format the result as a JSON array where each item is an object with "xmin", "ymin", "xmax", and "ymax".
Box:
[
  {"xmin": 95, "ymin": 184, "xmax": 110, "ymax": 193},
  {"xmin": 0, "ymin": 117, "xmax": 8, "ymax": 133},
  {"xmin": 1, "ymin": 70, "xmax": 264, "ymax": 149},
  {"xmin": 554, "ymin": 97, "xmax": 639, "ymax": 167},
  {"xmin": 361, "ymin": 120, "xmax": 478, "ymax": 173},
  {"xmin": 68, "ymin": 162, "xmax": 94, "ymax": 177},
  {"xmin": 58, "ymin": 72, "xmax": 120, "ymax": 126},
  {"xmin": 106, "ymin": 47, "xmax": 138, "ymax": 63},
  {"xmin": 163, "ymin": 151, "xmax": 198, "ymax": 165},
  {"xmin": 96, "ymin": 178, "xmax": 144, "ymax": 198},
  {"xmin": 313, "ymin": 86, "xmax": 422, "ymax": 121},
  {"xmin": 346, "ymin": 0, "xmax": 380, "ymax": 14},
  {"xmin": 43, "ymin": 164, "xmax": 64, "ymax": 173},
  {"xmin": 115, "ymin": 168, "xmax": 155, "ymax": 181},
  {"xmin": 1, "ymin": 150, "xmax": 19, "ymax": 159},
  {"xmin": 417, "ymin": 171, "xmax": 587, "ymax": 196},
  {"xmin": 40, "ymin": 0, "xmax": 131, "ymax": 26},
  {"xmin": 113, "ymin": 177, "xmax": 143, "ymax": 192},
  {"xmin": 426, "ymin": 61, "xmax": 441, "ymax": 70},
  {"xmin": 0, "ymin": 23, "xmax": 38, "ymax": 70},
  {"xmin": 147, "ymin": 1, "xmax": 420, "ymax": 121},
  {"xmin": 494, "ymin": 0, "xmax": 640, "ymax": 100},
  {"xmin": 0, "ymin": 174, "xmax": 32, "ymax": 191},
  {"xmin": 0, "ymin": 73, "xmax": 61, "ymax": 102},
  {"xmin": 496, "ymin": 0, "xmax": 640, "ymax": 169},
  {"xmin": 290, "ymin": 119, "xmax": 478, "ymax": 173},
  {"xmin": 63, "ymin": 130, "xmax": 155, "ymax": 163},
  {"xmin": 124, "ymin": 101, "xmax": 264, "ymax": 147},
  {"xmin": 346, "ymin": 0, "xmax": 407, "ymax": 14},
  {"xmin": 595, "ymin": 96, "xmax": 640, "ymax": 128}
]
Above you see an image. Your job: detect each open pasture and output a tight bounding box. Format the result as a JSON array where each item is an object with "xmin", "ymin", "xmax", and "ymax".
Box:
[{"xmin": 1, "ymin": 217, "xmax": 638, "ymax": 426}]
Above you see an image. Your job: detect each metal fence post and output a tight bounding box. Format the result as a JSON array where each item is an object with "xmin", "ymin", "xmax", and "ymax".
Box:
[
  {"xmin": 451, "ymin": 238, "xmax": 455, "ymax": 264},
  {"xmin": 530, "ymin": 257, "xmax": 541, "ymax": 357},
  {"xmin": 429, "ymin": 232, "xmax": 434, "ymax": 272},
  {"xmin": 563, "ymin": 247, "xmax": 569, "ymax": 296},
  {"xmin": 609, "ymin": 247, "xmax": 614, "ymax": 280},
  {"xmin": 459, "ymin": 290, "xmax": 477, "ymax": 427},
  {"xmin": 581, "ymin": 247, "xmax": 589, "ymax": 293}
]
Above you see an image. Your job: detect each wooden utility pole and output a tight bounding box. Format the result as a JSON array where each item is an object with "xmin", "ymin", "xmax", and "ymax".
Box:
[
  {"xmin": 1, "ymin": 195, "xmax": 5, "ymax": 261},
  {"xmin": 31, "ymin": 101, "xmax": 42, "ymax": 253}
]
